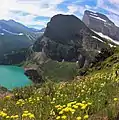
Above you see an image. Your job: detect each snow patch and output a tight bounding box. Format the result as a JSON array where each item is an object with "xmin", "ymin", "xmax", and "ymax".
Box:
[
  {"xmin": 92, "ymin": 36, "xmax": 104, "ymax": 43},
  {"xmin": 104, "ymin": 22, "xmax": 112, "ymax": 26},
  {"xmin": 90, "ymin": 15, "xmax": 106, "ymax": 22},
  {"xmin": 2, "ymin": 29, "xmax": 23, "ymax": 35},
  {"xmin": 0, "ymin": 33, "xmax": 4, "ymax": 35},
  {"xmin": 92, "ymin": 30, "xmax": 119, "ymax": 45},
  {"xmin": 19, "ymin": 33, "xmax": 24, "ymax": 35},
  {"xmin": 3, "ymin": 29, "xmax": 18, "ymax": 35},
  {"xmin": 90, "ymin": 12, "xmax": 98, "ymax": 16}
]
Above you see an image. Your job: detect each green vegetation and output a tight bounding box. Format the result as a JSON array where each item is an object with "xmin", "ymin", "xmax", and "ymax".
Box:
[
  {"xmin": 42, "ymin": 60, "xmax": 77, "ymax": 81},
  {"xmin": 1, "ymin": 47, "xmax": 119, "ymax": 119},
  {"xmin": 0, "ymin": 35, "xmax": 32, "ymax": 56}
]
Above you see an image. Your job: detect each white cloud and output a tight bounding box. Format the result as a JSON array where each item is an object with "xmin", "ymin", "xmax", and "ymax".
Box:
[
  {"xmin": 1, "ymin": 0, "xmax": 119, "ymax": 29},
  {"xmin": 108, "ymin": 0, "xmax": 119, "ymax": 4},
  {"xmin": 67, "ymin": 5, "xmax": 79, "ymax": 13},
  {"xmin": 96, "ymin": 0, "xmax": 105, "ymax": 8},
  {"xmin": 0, "ymin": 0, "xmax": 67, "ymax": 17},
  {"xmin": 12, "ymin": 13, "xmax": 48, "ymax": 26},
  {"xmin": 0, "ymin": 0, "xmax": 69, "ymax": 28}
]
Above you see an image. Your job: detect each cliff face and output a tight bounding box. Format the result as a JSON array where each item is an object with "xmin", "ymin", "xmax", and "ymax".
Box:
[
  {"xmin": 83, "ymin": 10, "xmax": 119, "ymax": 41},
  {"xmin": 33, "ymin": 14, "xmax": 108, "ymax": 68}
]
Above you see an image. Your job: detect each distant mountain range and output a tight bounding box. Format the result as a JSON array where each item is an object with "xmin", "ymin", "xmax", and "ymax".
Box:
[
  {"xmin": 1, "ymin": 10, "xmax": 119, "ymax": 65},
  {"xmin": 0, "ymin": 19, "xmax": 42, "ymax": 39},
  {"xmin": 0, "ymin": 19, "xmax": 43, "ymax": 59}
]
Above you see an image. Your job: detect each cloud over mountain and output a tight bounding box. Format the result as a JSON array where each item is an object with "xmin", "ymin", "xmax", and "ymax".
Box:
[{"xmin": 0, "ymin": 0, "xmax": 119, "ymax": 29}]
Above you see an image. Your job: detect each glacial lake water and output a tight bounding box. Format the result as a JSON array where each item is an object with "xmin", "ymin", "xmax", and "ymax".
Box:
[{"xmin": 0, "ymin": 65, "xmax": 33, "ymax": 90}]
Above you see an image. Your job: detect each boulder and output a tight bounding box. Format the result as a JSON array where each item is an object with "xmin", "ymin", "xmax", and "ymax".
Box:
[{"xmin": 24, "ymin": 68, "xmax": 43, "ymax": 83}]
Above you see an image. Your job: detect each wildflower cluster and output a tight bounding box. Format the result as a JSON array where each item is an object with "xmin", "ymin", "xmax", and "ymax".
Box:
[
  {"xmin": 0, "ymin": 111, "xmax": 18, "ymax": 119},
  {"xmin": 22, "ymin": 111, "xmax": 35, "ymax": 119},
  {"xmin": 16, "ymin": 99, "xmax": 25, "ymax": 106},
  {"xmin": 1, "ymin": 61, "xmax": 119, "ymax": 119},
  {"xmin": 54, "ymin": 101, "xmax": 91, "ymax": 120}
]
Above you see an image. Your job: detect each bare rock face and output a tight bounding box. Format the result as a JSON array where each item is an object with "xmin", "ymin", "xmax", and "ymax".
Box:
[
  {"xmin": 24, "ymin": 69, "xmax": 43, "ymax": 83},
  {"xmin": 33, "ymin": 14, "xmax": 109, "ymax": 68},
  {"xmin": 83, "ymin": 10, "xmax": 119, "ymax": 41}
]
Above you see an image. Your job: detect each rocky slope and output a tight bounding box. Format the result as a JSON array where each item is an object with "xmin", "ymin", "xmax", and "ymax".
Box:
[
  {"xmin": 0, "ymin": 20, "xmax": 41, "ymax": 61},
  {"xmin": 83, "ymin": 10, "xmax": 119, "ymax": 42},
  {"xmin": 32, "ymin": 14, "xmax": 109, "ymax": 68}
]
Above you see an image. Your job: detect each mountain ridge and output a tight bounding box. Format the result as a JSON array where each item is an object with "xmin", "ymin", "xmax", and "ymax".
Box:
[
  {"xmin": 83, "ymin": 10, "xmax": 119, "ymax": 42},
  {"xmin": 0, "ymin": 19, "xmax": 42, "ymax": 61},
  {"xmin": 27, "ymin": 13, "xmax": 111, "ymax": 79}
]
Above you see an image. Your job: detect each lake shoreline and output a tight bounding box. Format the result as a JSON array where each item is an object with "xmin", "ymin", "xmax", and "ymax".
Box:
[{"xmin": 0, "ymin": 65, "xmax": 33, "ymax": 90}]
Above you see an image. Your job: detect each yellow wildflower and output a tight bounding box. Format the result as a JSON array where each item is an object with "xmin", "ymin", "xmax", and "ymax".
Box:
[
  {"xmin": 87, "ymin": 102, "xmax": 92, "ymax": 105},
  {"xmin": 11, "ymin": 115, "xmax": 19, "ymax": 119},
  {"xmin": 76, "ymin": 103, "xmax": 82, "ymax": 106},
  {"xmin": 114, "ymin": 98, "xmax": 118, "ymax": 101},
  {"xmin": 53, "ymin": 98, "xmax": 56, "ymax": 101},
  {"xmin": 84, "ymin": 115, "xmax": 89, "ymax": 119},
  {"xmin": 67, "ymin": 103, "xmax": 72, "ymax": 107},
  {"xmin": 37, "ymin": 97, "xmax": 40, "ymax": 101},
  {"xmin": 63, "ymin": 105, "xmax": 66, "ymax": 107},
  {"xmin": 22, "ymin": 113, "xmax": 28, "ymax": 118},
  {"xmin": 56, "ymin": 116, "xmax": 61, "ymax": 119},
  {"xmin": 55, "ymin": 105, "xmax": 61, "ymax": 108},
  {"xmin": 72, "ymin": 105, "xmax": 78, "ymax": 109},
  {"xmin": 82, "ymin": 101, "xmax": 86, "ymax": 104},
  {"xmin": 63, "ymin": 107, "xmax": 71, "ymax": 112},
  {"xmin": 81, "ymin": 104, "xmax": 88, "ymax": 110},
  {"xmin": 24, "ymin": 111, "xmax": 29, "ymax": 114},
  {"xmin": 3, "ymin": 109, "xmax": 7, "ymax": 112},
  {"xmin": 59, "ymin": 111, "xmax": 63, "ymax": 114},
  {"xmin": 6, "ymin": 116, "xmax": 10, "ymax": 119},
  {"xmin": 29, "ymin": 114, "xmax": 35, "ymax": 119},
  {"xmin": 77, "ymin": 116, "xmax": 82, "ymax": 120},
  {"xmin": 61, "ymin": 115, "xmax": 67, "ymax": 119},
  {"xmin": 5, "ymin": 95, "xmax": 11, "ymax": 100},
  {"xmin": 51, "ymin": 101, "xmax": 55, "ymax": 104}
]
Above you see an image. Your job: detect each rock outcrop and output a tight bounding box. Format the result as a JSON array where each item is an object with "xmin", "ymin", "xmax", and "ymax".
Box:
[
  {"xmin": 83, "ymin": 10, "xmax": 119, "ymax": 41},
  {"xmin": 33, "ymin": 14, "xmax": 109, "ymax": 68},
  {"xmin": 24, "ymin": 68, "xmax": 43, "ymax": 83}
]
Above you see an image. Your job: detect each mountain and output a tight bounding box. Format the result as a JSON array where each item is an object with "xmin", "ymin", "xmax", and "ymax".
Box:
[
  {"xmin": 0, "ymin": 19, "xmax": 41, "ymax": 59},
  {"xmin": 83, "ymin": 10, "xmax": 119, "ymax": 43},
  {"xmin": 32, "ymin": 14, "xmax": 110, "ymax": 69},
  {"xmin": 0, "ymin": 19, "xmax": 37, "ymax": 33},
  {"xmin": 39, "ymin": 28, "xmax": 45, "ymax": 33},
  {"xmin": 3, "ymin": 12, "xmax": 119, "ymax": 120},
  {"xmin": 0, "ymin": 19, "xmax": 40, "ymax": 39}
]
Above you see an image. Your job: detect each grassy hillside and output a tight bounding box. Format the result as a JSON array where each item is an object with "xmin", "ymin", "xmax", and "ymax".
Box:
[
  {"xmin": 23, "ymin": 59, "xmax": 77, "ymax": 81},
  {"xmin": 42, "ymin": 60, "xmax": 77, "ymax": 81},
  {"xmin": 1, "ymin": 47, "xmax": 119, "ymax": 119},
  {"xmin": 0, "ymin": 35, "xmax": 32, "ymax": 57}
]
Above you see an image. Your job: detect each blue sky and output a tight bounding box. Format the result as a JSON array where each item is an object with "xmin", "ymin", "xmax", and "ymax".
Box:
[{"xmin": 1, "ymin": 0, "xmax": 119, "ymax": 29}]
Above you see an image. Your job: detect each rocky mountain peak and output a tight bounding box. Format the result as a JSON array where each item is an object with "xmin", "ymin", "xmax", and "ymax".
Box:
[
  {"xmin": 84, "ymin": 10, "xmax": 113, "ymax": 24},
  {"xmin": 44, "ymin": 14, "xmax": 90, "ymax": 44},
  {"xmin": 83, "ymin": 10, "xmax": 119, "ymax": 41},
  {"xmin": 33, "ymin": 14, "xmax": 108, "ymax": 68}
]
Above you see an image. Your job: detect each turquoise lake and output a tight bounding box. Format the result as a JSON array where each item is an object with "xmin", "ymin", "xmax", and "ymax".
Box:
[{"xmin": 0, "ymin": 66, "xmax": 33, "ymax": 90}]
